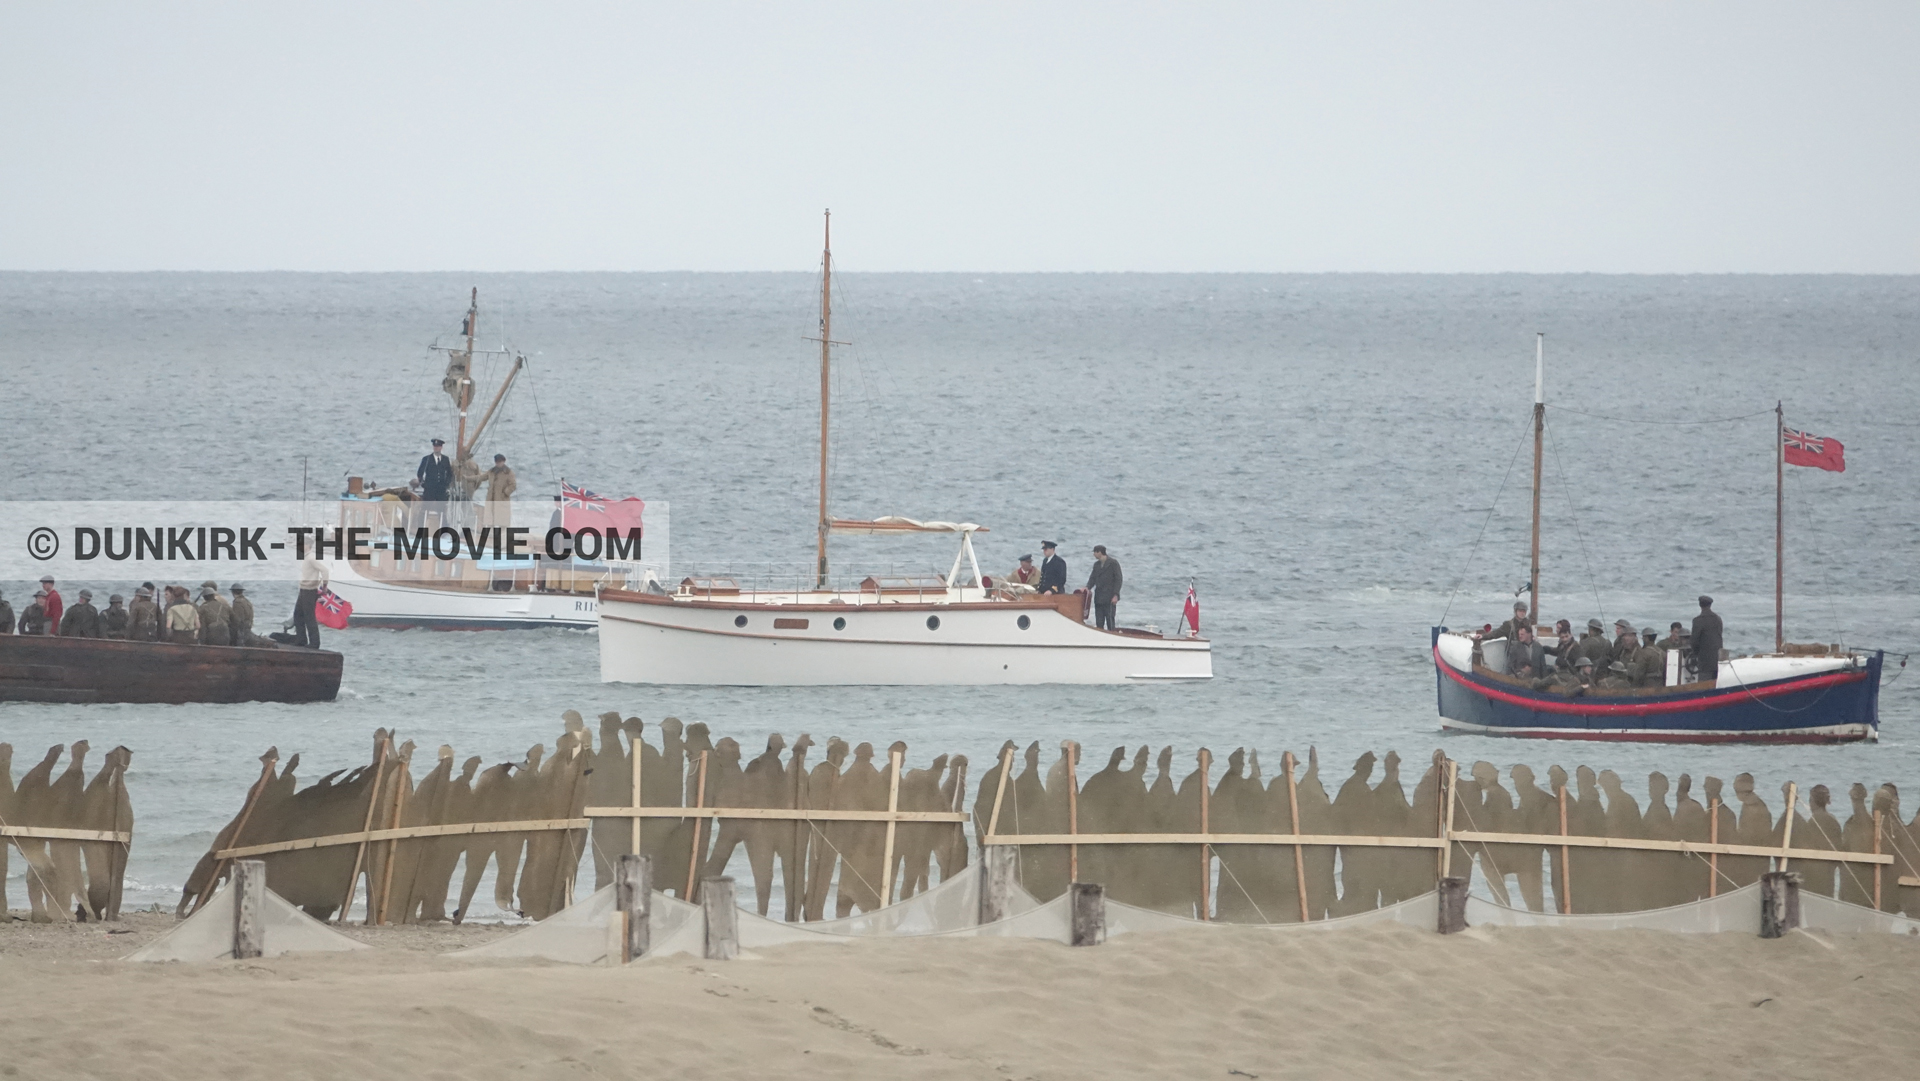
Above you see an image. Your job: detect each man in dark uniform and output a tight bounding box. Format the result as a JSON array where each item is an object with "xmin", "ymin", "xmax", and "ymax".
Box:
[
  {"xmin": 1657, "ymin": 621, "xmax": 1687, "ymax": 651},
  {"xmin": 1509, "ymin": 623, "xmax": 1548, "ymax": 678},
  {"xmin": 19, "ymin": 591, "xmax": 50, "ymax": 635},
  {"xmin": 101, "ymin": 594, "xmax": 130, "ymax": 639},
  {"xmin": 416, "ymin": 437, "xmax": 455, "ymax": 504},
  {"xmin": 1543, "ymin": 619, "xmax": 1576, "ymax": 672},
  {"xmin": 128, "ymin": 586, "xmax": 160, "ymax": 641},
  {"xmin": 1691, "ymin": 595, "xmax": 1724, "ymax": 683},
  {"xmin": 60, "ymin": 589, "xmax": 102, "ymax": 638},
  {"xmin": 0, "ymin": 589, "xmax": 13, "ymax": 634},
  {"xmin": 1037, "ymin": 541, "xmax": 1066, "ymax": 595},
  {"xmin": 1086, "ymin": 545, "xmax": 1123, "ymax": 631},
  {"xmin": 1575, "ymin": 618, "xmax": 1612, "ymax": 670},
  {"xmin": 1629, "ymin": 626, "xmax": 1666, "ymax": 688},
  {"xmin": 1492, "ymin": 602, "xmax": 1530, "ymax": 643},
  {"xmin": 1609, "ymin": 619, "xmax": 1638, "ymax": 664},
  {"xmin": 230, "ymin": 583, "xmax": 257, "ymax": 645}
]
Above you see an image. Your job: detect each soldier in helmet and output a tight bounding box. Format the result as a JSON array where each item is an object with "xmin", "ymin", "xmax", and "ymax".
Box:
[
  {"xmin": 1629, "ymin": 627, "xmax": 1667, "ymax": 688},
  {"xmin": 19, "ymin": 591, "xmax": 51, "ymax": 635},
  {"xmin": 1595, "ymin": 659, "xmax": 1632, "ymax": 690},
  {"xmin": 101, "ymin": 594, "xmax": 130, "ymax": 639},
  {"xmin": 197, "ymin": 582, "xmax": 233, "ymax": 645},
  {"xmin": 59, "ymin": 589, "xmax": 102, "ymax": 638},
  {"xmin": 1609, "ymin": 619, "xmax": 1638, "ymax": 665},
  {"xmin": 229, "ymin": 583, "xmax": 259, "ymax": 645},
  {"xmin": 127, "ymin": 586, "xmax": 160, "ymax": 642},
  {"xmin": 0, "ymin": 588, "xmax": 13, "ymax": 634}
]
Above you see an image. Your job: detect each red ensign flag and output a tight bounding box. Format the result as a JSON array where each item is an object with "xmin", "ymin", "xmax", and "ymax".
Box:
[
  {"xmin": 315, "ymin": 587, "xmax": 353, "ymax": 629},
  {"xmin": 1782, "ymin": 427, "xmax": 1845, "ymax": 473},
  {"xmin": 1182, "ymin": 585, "xmax": 1200, "ymax": 637}
]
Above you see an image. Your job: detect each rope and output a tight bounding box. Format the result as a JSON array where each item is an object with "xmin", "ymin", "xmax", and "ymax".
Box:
[
  {"xmin": 1550, "ymin": 405, "xmax": 1777, "ymax": 425},
  {"xmin": 521, "ymin": 354, "xmax": 562, "ymax": 496},
  {"xmin": 1437, "ymin": 414, "xmax": 1535, "ymax": 625}
]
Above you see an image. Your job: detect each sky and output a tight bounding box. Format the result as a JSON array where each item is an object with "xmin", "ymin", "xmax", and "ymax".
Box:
[{"xmin": 3, "ymin": 2, "xmax": 1917, "ymax": 273}]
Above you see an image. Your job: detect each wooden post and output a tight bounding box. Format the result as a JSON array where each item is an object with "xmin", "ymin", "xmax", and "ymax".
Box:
[
  {"xmin": 1437, "ymin": 876, "xmax": 1468, "ymax": 934},
  {"xmin": 703, "ymin": 875, "xmax": 738, "ymax": 960},
  {"xmin": 1557, "ymin": 785, "xmax": 1572, "ymax": 915},
  {"xmin": 1069, "ymin": 882, "xmax": 1105, "ymax": 947},
  {"xmin": 880, "ymin": 747, "xmax": 903, "ymax": 907},
  {"xmin": 374, "ymin": 760, "xmax": 410, "ymax": 924},
  {"xmin": 1065, "ymin": 742, "xmax": 1080, "ymax": 884},
  {"xmin": 685, "ymin": 750, "xmax": 709, "ymax": 901},
  {"xmin": 1759, "ymin": 870, "xmax": 1800, "ymax": 938},
  {"xmin": 1198, "ymin": 748, "xmax": 1212, "ymax": 921},
  {"xmin": 1779, "ymin": 781, "xmax": 1798, "ymax": 872},
  {"xmin": 1873, "ymin": 809, "xmax": 1884, "ymax": 910},
  {"xmin": 629, "ymin": 728, "xmax": 643, "ymax": 855},
  {"xmin": 979, "ymin": 842, "xmax": 1017, "ymax": 925},
  {"xmin": 984, "ymin": 746, "xmax": 1014, "ymax": 845},
  {"xmin": 1439, "ymin": 758, "xmax": 1459, "ymax": 880},
  {"xmin": 1283, "ymin": 751, "xmax": 1309, "ymax": 923},
  {"xmin": 338, "ymin": 736, "xmax": 390, "ymax": 924},
  {"xmin": 232, "ymin": 859, "xmax": 266, "ymax": 960},
  {"xmin": 615, "ymin": 853, "xmax": 651, "ymax": 962},
  {"xmin": 1708, "ymin": 797, "xmax": 1721, "ymax": 899}
]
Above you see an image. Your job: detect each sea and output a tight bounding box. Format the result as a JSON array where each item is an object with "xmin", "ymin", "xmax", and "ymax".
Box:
[{"xmin": 2, "ymin": 271, "xmax": 1917, "ymax": 914}]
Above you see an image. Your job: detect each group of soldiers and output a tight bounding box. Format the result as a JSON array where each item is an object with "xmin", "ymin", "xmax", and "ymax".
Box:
[
  {"xmin": 1488, "ymin": 595, "xmax": 1726, "ymax": 693},
  {"xmin": 0, "ymin": 574, "xmax": 266, "ymax": 646}
]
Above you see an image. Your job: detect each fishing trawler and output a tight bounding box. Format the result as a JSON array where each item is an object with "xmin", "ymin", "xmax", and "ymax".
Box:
[
  {"xmin": 1432, "ymin": 336, "xmax": 1886, "ymax": 742},
  {"xmin": 324, "ymin": 290, "xmax": 660, "ymax": 629},
  {"xmin": 598, "ymin": 214, "xmax": 1212, "ymax": 685}
]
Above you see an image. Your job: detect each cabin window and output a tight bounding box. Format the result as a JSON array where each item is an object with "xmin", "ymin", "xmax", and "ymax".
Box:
[
  {"xmin": 1017, "ymin": 615, "xmax": 1031, "ymax": 630},
  {"xmin": 734, "ymin": 615, "xmax": 748, "ymax": 628},
  {"xmin": 774, "ymin": 618, "xmax": 809, "ymax": 630},
  {"xmin": 926, "ymin": 615, "xmax": 941, "ymax": 631},
  {"xmin": 833, "ymin": 617, "xmax": 846, "ymax": 631}
]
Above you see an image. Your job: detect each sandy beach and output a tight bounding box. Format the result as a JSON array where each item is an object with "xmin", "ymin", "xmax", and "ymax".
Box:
[{"xmin": 5, "ymin": 913, "xmax": 1918, "ymax": 1080}]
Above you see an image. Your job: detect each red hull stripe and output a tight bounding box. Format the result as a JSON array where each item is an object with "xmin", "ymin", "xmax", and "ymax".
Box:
[{"xmin": 1432, "ymin": 645, "xmax": 1867, "ymax": 718}]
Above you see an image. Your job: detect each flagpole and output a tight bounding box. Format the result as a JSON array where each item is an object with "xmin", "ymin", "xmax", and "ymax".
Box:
[
  {"xmin": 816, "ymin": 211, "xmax": 833, "ymax": 589},
  {"xmin": 1775, "ymin": 400, "xmax": 1784, "ymax": 653}
]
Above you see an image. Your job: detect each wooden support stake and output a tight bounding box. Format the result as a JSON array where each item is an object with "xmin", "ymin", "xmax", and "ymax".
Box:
[
  {"xmin": 195, "ymin": 751, "xmax": 278, "ymax": 916},
  {"xmin": 1283, "ymin": 751, "xmax": 1308, "ymax": 923},
  {"xmin": 1069, "ymin": 882, "xmax": 1105, "ymax": 947},
  {"xmin": 629, "ymin": 729, "xmax": 643, "ymax": 855},
  {"xmin": 1709, "ymin": 797, "xmax": 1720, "ymax": 899},
  {"xmin": 375, "ymin": 761, "xmax": 409, "ymax": 925},
  {"xmin": 880, "ymin": 747, "xmax": 903, "ymax": 907},
  {"xmin": 1198, "ymin": 748, "xmax": 1213, "ymax": 921},
  {"xmin": 1557, "ymin": 784, "xmax": 1572, "ymax": 915},
  {"xmin": 980, "ymin": 842, "xmax": 1017, "ymax": 925},
  {"xmin": 1759, "ymin": 870, "xmax": 1800, "ymax": 939},
  {"xmin": 1873, "ymin": 809, "xmax": 1884, "ymax": 910},
  {"xmin": 232, "ymin": 859, "xmax": 266, "ymax": 959},
  {"xmin": 1066, "ymin": 742, "xmax": 1080, "ymax": 884},
  {"xmin": 703, "ymin": 875, "xmax": 738, "ymax": 960},
  {"xmin": 338, "ymin": 736, "xmax": 390, "ymax": 924},
  {"xmin": 984, "ymin": 746, "xmax": 1014, "ymax": 851},
  {"xmin": 685, "ymin": 750, "xmax": 709, "ymax": 901},
  {"xmin": 1437, "ymin": 876, "xmax": 1468, "ymax": 934},
  {"xmin": 1779, "ymin": 781, "xmax": 1798, "ymax": 872},
  {"xmin": 615, "ymin": 853, "xmax": 650, "ymax": 962},
  {"xmin": 1439, "ymin": 758, "xmax": 1459, "ymax": 880}
]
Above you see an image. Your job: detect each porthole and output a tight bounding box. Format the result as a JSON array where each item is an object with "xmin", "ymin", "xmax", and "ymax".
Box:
[
  {"xmin": 833, "ymin": 616, "xmax": 846, "ymax": 631},
  {"xmin": 926, "ymin": 615, "xmax": 941, "ymax": 631},
  {"xmin": 1017, "ymin": 615, "xmax": 1031, "ymax": 630},
  {"xmin": 734, "ymin": 614, "xmax": 748, "ymax": 628}
]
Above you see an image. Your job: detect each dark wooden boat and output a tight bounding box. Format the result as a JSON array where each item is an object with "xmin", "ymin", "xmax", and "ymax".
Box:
[{"xmin": 0, "ymin": 635, "xmax": 342, "ymax": 704}]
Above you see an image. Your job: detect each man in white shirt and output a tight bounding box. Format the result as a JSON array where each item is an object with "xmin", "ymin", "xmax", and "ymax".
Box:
[{"xmin": 294, "ymin": 558, "xmax": 329, "ymax": 648}]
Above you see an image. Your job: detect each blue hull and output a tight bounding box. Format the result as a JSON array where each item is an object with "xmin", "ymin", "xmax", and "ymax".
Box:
[{"xmin": 1432, "ymin": 627, "xmax": 1882, "ymax": 743}]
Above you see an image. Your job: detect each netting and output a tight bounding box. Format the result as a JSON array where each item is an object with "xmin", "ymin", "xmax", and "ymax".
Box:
[
  {"xmin": 124, "ymin": 883, "xmax": 368, "ymax": 962},
  {"xmin": 449, "ymin": 887, "xmax": 701, "ymax": 965},
  {"xmin": 1466, "ymin": 884, "xmax": 1762, "ymax": 932}
]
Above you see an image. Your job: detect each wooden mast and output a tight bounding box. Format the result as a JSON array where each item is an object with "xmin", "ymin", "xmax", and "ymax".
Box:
[
  {"xmin": 1529, "ymin": 333, "xmax": 1545, "ymax": 624},
  {"xmin": 1775, "ymin": 400, "xmax": 1785, "ymax": 652},
  {"xmin": 454, "ymin": 288, "xmax": 477, "ymax": 467},
  {"xmin": 815, "ymin": 211, "xmax": 833, "ymax": 588}
]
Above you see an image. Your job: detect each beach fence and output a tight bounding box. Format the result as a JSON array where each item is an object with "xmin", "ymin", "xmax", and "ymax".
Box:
[
  {"xmin": 1, "ymin": 741, "xmax": 133, "ymax": 923},
  {"xmin": 178, "ymin": 716, "xmax": 1920, "ymax": 930}
]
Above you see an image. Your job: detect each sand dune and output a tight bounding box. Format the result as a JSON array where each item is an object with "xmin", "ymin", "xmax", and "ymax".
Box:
[{"xmin": 4, "ymin": 914, "xmax": 1918, "ymax": 1079}]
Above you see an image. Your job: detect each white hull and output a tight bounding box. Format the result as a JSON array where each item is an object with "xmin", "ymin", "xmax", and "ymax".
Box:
[
  {"xmin": 597, "ymin": 591, "xmax": 1211, "ymax": 685},
  {"xmin": 325, "ymin": 561, "xmax": 600, "ymax": 629}
]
